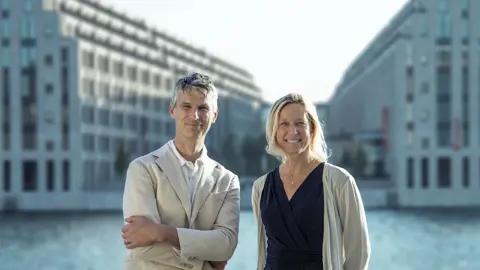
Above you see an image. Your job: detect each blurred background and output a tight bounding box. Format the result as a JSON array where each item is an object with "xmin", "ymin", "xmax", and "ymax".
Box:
[{"xmin": 0, "ymin": 0, "xmax": 479, "ymax": 269}]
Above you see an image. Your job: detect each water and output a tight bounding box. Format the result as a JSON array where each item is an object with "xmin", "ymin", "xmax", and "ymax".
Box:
[{"xmin": 0, "ymin": 210, "xmax": 479, "ymax": 270}]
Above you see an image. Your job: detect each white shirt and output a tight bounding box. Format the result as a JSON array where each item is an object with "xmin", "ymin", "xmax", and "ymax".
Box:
[{"xmin": 168, "ymin": 140, "xmax": 207, "ymax": 210}]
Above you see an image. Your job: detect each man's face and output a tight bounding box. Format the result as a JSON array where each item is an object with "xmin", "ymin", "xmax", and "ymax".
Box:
[{"xmin": 169, "ymin": 90, "xmax": 218, "ymax": 141}]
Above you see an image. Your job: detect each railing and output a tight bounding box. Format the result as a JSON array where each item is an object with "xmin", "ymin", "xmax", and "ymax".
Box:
[
  {"xmin": 60, "ymin": 3, "xmax": 157, "ymax": 50},
  {"xmin": 74, "ymin": 27, "xmax": 168, "ymax": 69}
]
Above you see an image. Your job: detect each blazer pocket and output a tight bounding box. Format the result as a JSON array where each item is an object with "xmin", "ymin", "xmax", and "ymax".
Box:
[{"xmin": 209, "ymin": 190, "xmax": 228, "ymax": 201}]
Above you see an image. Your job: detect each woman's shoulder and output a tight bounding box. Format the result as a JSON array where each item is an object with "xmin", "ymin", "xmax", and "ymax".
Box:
[
  {"xmin": 252, "ymin": 167, "xmax": 278, "ymax": 192},
  {"xmin": 323, "ymin": 162, "xmax": 355, "ymax": 186},
  {"xmin": 252, "ymin": 173, "xmax": 268, "ymax": 191}
]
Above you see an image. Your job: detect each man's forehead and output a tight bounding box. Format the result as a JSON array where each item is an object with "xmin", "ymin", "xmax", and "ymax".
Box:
[{"xmin": 177, "ymin": 90, "xmax": 216, "ymax": 106}]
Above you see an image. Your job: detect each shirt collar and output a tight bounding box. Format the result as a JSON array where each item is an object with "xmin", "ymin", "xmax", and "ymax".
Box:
[{"xmin": 168, "ymin": 140, "xmax": 208, "ymax": 166}]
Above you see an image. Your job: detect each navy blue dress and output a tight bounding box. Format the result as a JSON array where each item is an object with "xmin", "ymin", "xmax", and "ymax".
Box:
[{"xmin": 260, "ymin": 163, "xmax": 325, "ymax": 270}]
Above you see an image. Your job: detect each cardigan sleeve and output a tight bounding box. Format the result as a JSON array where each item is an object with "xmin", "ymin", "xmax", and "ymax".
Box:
[
  {"xmin": 251, "ymin": 176, "xmax": 267, "ymax": 270},
  {"xmin": 337, "ymin": 173, "xmax": 371, "ymax": 270}
]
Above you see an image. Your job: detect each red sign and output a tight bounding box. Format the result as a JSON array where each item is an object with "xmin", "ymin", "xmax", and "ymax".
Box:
[{"xmin": 452, "ymin": 118, "xmax": 461, "ymax": 151}]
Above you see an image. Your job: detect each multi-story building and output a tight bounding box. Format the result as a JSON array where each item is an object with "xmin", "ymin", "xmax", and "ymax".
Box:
[
  {"xmin": 0, "ymin": 0, "xmax": 263, "ymax": 210},
  {"xmin": 315, "ymin": 102, "xmax": 329, "ymax": 137},
  {"xmin": 327, "ymin": 0, "xmax": 480, "ymax": 207}
]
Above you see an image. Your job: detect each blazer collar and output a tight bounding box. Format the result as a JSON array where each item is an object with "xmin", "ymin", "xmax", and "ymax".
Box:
[
  {"xmin": 153, "ymin": 143, "xmax": 219, "ymax": 223},
  {"xmin": 166, "ymin": 140, "xmax": 209, "ymax": 167}
]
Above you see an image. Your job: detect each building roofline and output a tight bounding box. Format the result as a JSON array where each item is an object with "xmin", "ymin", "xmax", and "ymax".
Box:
[
  {"xmin": 74, "ymin": 0, "xmax": 254, "ymax": 80},
  {"xmin": 330, "ymin": 1, "xmax": 414, "ymax": 99}
]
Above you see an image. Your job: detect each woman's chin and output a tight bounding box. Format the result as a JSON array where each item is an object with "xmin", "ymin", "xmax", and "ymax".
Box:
[{"xmin": 283, "ymin": 147, "xmax": 307, "ymax": 157}]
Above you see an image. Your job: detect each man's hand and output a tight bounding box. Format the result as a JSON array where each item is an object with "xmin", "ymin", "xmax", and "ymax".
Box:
[
  {"xmin": 209, "ymin": 261, "xmax": 228, "ymax": 270},
  {"xmin": 121, "ymin": 216, "xmax": 165, "ymax": 249}
]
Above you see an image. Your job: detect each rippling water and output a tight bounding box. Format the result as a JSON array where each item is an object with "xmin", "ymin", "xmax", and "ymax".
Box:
[{"xmin": 0, "ymin": 210, "xmax": 479, "ymax": 270}]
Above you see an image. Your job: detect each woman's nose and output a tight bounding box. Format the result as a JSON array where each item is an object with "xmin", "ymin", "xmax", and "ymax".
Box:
[{"xmin": 288, "ymin": 126, "xmax": 298, "ymax": 135}]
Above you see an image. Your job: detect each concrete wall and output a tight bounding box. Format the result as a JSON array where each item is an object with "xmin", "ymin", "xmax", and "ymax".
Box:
[{"xmin": 0, "ymin": 177, "xmax": 393, "ymax": 211}]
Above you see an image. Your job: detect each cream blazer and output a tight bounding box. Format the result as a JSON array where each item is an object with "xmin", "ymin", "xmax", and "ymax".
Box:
[
  {"xmin": 122, "ymin": 144, "xmax": 240, "ymax": 270},
  {"xmin": 252, "ymin": 162, "xmax": 371, "ymax": 270}
]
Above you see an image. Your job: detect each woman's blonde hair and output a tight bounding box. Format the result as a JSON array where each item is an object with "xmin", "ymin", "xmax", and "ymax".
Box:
[{"xmin": 265, "ymin": 93, "xmax": 329, "ymax": 163}]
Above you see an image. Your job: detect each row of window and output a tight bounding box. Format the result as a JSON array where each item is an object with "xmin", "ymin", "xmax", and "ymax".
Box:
[
  {"xmin": 405, "ymin": 50, "xmax": 479, "ymax": 149},
  {"xmin": 82, "ymin": 108, "xmax": 173, "ymax": 133},
  {"xmin": 82, "ymin": 50, "xmax": 173, "ymax": 90},
  {"xmin": 2, "ymin": 45, "xmax": 70, "ymax": 150},
  {"xmin": 81, "ymin": 79, "xmax": 172, "ymax": 109},
  {"xmin": 406, "ymin": 156, "xmax": 473, "ymax": 189},
  {"xmin": 82, "ymin": 134, "xmax": 168, "ymax": 155},
  {"xmin": 2, "ymin": 159, "xmax": 70, "ymax": 193},
  {"xmin": 1, "ymin": 0, "xmax": 33, "ymax": 11}
]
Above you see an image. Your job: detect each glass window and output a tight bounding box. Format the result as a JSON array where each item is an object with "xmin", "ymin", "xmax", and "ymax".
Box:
[
  {"xmin": 21, "ymin": 48, "xmax": 29, "ymax": 66},
  {"xmin": 21, "ymin": 48, "xmax": 36, "ymax": 66},
  {"xmin": 407, "ymin": 157, "xmax": 414, "ymax": 188},
  {"xmin": 21, "ymin": 17, "xmax": 35, "ymax": 38},
  {"xmin": 24, "ymin": 0, "xmax": 32, "ymax": 12},
  {"xmin": 1, "ymin": 48, "xmax": 8, "ymax": 66},
  {"xmin": 461, "ymin": 19, "xmax": 469, "ymax": 38},
  {"xmin": 437, "ymin": 14, "xmax": 451, "ymax": 38},
  {"xmin": 1, "ymin": 20, "xmax": 8, "ymax": 38},
  {"xmin": 406, "ymin": 103, "xmax": 413, "ymax": 121},
  {"xmin": 438, "ymin": 0, "xmax": 449, "ymax": 12},
  {"xmin": 437, "ymin": 157, "xmax": 451, "ymax": 188},
  {"xmin": 1, "ymin": 0, "xmax": 9, "ymax": 10},
  {"xmin": 27, "ymin": 17, "xmax": 35, "ymax": 37}
]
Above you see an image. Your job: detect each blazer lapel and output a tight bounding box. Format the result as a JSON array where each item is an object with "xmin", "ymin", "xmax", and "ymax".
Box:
[
  {"xmin": 190, "ymin": 158, "xmax": 219, "ymax": 223},
  {"xmin": 154, "ymin": 147, "xmax": 192, "ymax": 221}
]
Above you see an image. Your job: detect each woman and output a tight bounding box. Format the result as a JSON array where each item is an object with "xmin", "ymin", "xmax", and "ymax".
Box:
[{"xmin": 252, "ymin": 93, "xmax": 370, "ymax": 270}]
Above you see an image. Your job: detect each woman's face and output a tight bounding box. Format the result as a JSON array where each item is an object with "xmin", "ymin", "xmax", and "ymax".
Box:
[{"xmin": 275, "ymin": 103, "xmax": 311, "ymax": 157}]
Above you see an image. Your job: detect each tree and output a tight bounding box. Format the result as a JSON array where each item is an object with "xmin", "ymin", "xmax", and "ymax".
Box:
[
  {"xmin": 115, "ymin": 141, "xmax": 131, "ymax": 180},
  {"xmin": 241, "ymin": 135, "xmax": 263, "ymax": 176},
  {"xmin": 254, "ymin": 132, "xmax": 280, "ymax": 174},
  {"xmin": 339, "ymin": 148, "xmax": 352, "ymax": 169},
  {"xmin": 352, "ymin": 143, "xmax": 367, "ymax": 177},
  {"xmin": 220, "ymin": 133, "xmax": 242, "ymax": 174}
]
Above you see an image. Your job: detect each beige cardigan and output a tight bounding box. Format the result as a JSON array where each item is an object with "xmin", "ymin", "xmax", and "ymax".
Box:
[{"xmin": 251, "ymin": 162, "xmax": 371, "ymax": 270}]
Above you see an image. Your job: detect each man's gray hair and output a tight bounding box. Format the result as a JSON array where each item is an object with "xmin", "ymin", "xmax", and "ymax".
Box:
[{"xmin": 170, "ymin": 73, "xmax": 218, "ymax": 107}]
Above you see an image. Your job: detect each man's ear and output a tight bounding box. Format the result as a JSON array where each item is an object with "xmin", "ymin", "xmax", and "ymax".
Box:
[
  {"xmin": 212, "ymin": 107, "xmax": 219, "ymax": 124},
  {"xmin": 169, "ymin": 103, "xmax": 175, "ymax": 119}
]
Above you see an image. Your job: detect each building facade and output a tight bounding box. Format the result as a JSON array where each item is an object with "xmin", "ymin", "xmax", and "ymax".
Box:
[
  {"xmin": 327, "ymin": 0, "xmax": 480, "ymax": 207},
  {"xmin": 315, "ymin": 102, "xmax": 329, "ymax": 138},
  {"xmin": 0, "ymin": 0, "xmax": 263, "ymax": 210}
]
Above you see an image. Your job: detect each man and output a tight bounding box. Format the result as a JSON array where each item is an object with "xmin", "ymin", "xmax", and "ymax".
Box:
[{"xmin": 121, "ymin": 73, "xmax": 240, "ymax": 270}]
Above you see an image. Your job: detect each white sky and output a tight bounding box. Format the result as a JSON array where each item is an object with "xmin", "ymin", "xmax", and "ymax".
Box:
[{"xmin": 101, "ymin": 0, "xmax": 408, "ymax": 103}]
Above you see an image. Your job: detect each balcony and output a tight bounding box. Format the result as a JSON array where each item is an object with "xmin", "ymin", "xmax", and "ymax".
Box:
[
  {"xmin": 167, "ymin": 49, "xmax": 214, "ymax": 74},
  {"xmin": 76, "ymin": 0, "xmax": 147, "ymax": 30},
  {"xmin": 153, "ymin": 30, "xmax": 206, "ymax": 57},
  {"xmin": 154, "ymin": 30, "xmax": 253, "ymax": 81},
  {"xmin": 60, "ymin": 3, "xmax": 157, "ymax": 50},
  {"xmin": 75, "ymin": 27, "xmax": 168, "ymax": 69},
  {"xmin": 166, "ymin": 49, "xmax": 259, "ymax": 92},
  {"xmin": 210, "ymin": 55, "xmax": 252, "ymax": 79}
]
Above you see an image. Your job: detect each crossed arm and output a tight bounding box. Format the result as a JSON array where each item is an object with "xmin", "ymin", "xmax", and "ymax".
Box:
[{"xmin": 122, "ymin": 160, "xmax": 240, "ymax": 263}]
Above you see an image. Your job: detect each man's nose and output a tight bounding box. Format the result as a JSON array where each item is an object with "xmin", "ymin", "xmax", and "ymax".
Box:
[{"xmin": 189, "ymin": 108, "xmax": 199, "ymax": 120}]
